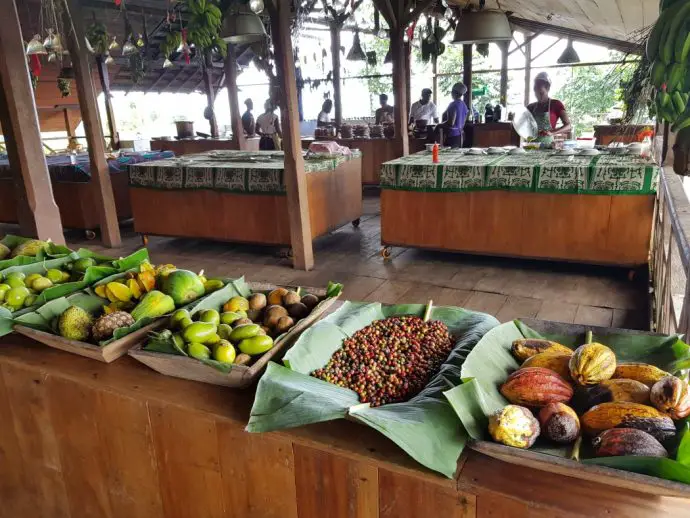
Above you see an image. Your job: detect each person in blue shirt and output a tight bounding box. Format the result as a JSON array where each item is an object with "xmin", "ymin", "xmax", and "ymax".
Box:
[{"xmin": 442, "ymin": 82, "xmax": 469, "ymax": 148}]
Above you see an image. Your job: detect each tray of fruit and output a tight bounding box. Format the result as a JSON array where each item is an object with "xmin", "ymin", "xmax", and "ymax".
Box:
[
  {"xmin": 247, "ymin": 301, "xmax": 499, "ymax": 478},
  {"xmin": 0, "ymin": 235, "xmax": 73, "ymax": 272},
  {"xmin": 12, "ymin": 265, "xmax": 221, "ymax": 363},
  {"xmin": 444, "ymin": 319, "xmax": 690, "ymax": 497},
  {"xmin": 128, "ymin": 278, "xmax": 343, "ymax": 388}
]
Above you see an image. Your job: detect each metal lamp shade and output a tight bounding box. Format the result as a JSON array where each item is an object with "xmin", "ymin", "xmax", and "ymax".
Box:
[
  {"xmin": 451, "ymin": 10, "xmax": 512, "ymax": 45},
  {"xmin": 557, "ymin": 38, "xmax": 580, "ymax": 64},
  {"xmin": 221, "ymin": 12, "xmax": 266, "ymax": 44},
  {"xmin": 346, "ymin": 32, "xmax": 366, "ymax": 61}
]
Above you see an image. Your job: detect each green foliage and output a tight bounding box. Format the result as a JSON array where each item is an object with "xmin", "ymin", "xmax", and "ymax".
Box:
[{"xmin": 362, "ymin": 35, "xmax": 393, "ymax": 113}]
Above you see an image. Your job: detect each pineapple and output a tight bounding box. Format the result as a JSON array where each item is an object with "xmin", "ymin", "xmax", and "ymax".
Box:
[{"xmin": 91, "ymin": 311, "xmax": 135, "ymax": 342}]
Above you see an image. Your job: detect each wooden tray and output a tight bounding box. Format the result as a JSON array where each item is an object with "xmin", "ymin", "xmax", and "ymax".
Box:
[
  {"xmin": 14, "ymin": 320, "xmax": 166, "ymax": 363},
  {"xmin": 128, "ymin": 283, "xmax": 340, "ymax": 388},
  {"xmin": 469, "ymin": 318, "xmax": 690, "ymax": 498}
]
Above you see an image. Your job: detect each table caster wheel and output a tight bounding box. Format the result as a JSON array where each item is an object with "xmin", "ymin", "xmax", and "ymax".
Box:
[
  {"xmin": 380, "ymin": 246, "xmax": 392, "ymax": 260},
  {"xmin": 352, "ymin": 218, "xmax": 361, "ymax": 228},
  {"xmin": 141, "ymin": 234, "xmax": 149, "ymax": 247},
  {"xmin": 85, "ymin": 230, "xmax": 96, "ymax": 240}
]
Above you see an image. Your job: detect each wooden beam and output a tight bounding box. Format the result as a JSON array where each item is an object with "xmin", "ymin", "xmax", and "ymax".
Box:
[
  {"xmin": 463, "ymin": 44, "xmax": 472, "ymax": 115},
  {"xmin": 95, "ymin": 56, "xmax": 119, "ymax": 149},
  {"xmin": 64, "ymin": 0, "xmax": 121, "ymax": 247},
  {"xmin": 203, "ymin": 52, "xmax": 219, "ymax": 138},
  {"xmin": 431, "ymin": 54, "xmax": 438, "ymax": 106},
  {"xmin": 524, "ymin": 37, "xmax": 532, "ymax": 107},
  {"xmin": 0, "ymin": 0, "xmax": 64, "ymax": 243},
  {"xmin": 372, "ymin": 0, "xmax": 396, "ymax": 27},
  {"xmin": 390, "ymin": 25, "xmax": 408, "ymax": 157},
  {"xmin": 531, "ymin": 37, "xmax": 563, "ymax": 63},
  {"xmin": 271, "ymin": 0, "xmax": 314, "ymax": 270},
  {"xmin": 167, "ymin": 66, "xmax": 187, "ymax": 92},
  {"xmin": 63, "ymin": 109, "xmax": 75, "ymax": 138},
  {"xmin": 146, "ymin": 69, "xmax": 169, "ymax": 93},
  {"xmin": 508, "ymin": 30, "xmax": 543, "ymax": 57},
  {"xmin": 225, "ymin": 46, "xmax": 246, "ymax": 150},
  {"xmin": 329, "ymin": 22, "xmax": 343, "ymax": 128},
  {"xmin": 499, "ymin": 41, "xmax": 509, "ymax": 106},
  {"xmin": 404, "ymin": 40, "xmax": 411, "ymax": 120},
  {"xmin": 178, "ymin": 68, "xmax": 201, "ymax": 93}
]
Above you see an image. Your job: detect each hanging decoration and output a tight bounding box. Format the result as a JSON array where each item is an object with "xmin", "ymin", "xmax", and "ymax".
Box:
[
  {"xmin": 420, "ymin": 19, "xmax": 447, "ymax": 63},
  {"xmin": 86, "ymin": 21, "xmax": 110, "ymax": 55},
  {"xmin": 346, "ymin": 30, "xmax": 366, "ymax": 61},
  {"xmin": 163, "ymin": 58, "xmax": 174, "ymax": 68},
  {"xmin": 104, "ymin": 53, "xmax": 115, "ymax": 65},
  {"xmin": 249, "ymin": 0, "xmax": 264, "ymax": 14},
  {"xmin": 57, "ymin": 77, "xmax": 71, "ymax": 97},
  {"xmin": 26, "ymin": 35, "xmax": 47, "ymax": 55},
  {"xmin": 109, "ymin": 36, "xmax": 120, "ymax": 51},
  {"xmin": 122, "ymin": 38, "xmax": 138, "ymax": 56}
]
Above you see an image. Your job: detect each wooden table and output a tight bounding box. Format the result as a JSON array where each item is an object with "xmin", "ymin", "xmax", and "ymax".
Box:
[
  {"xmin": 380, "ymin": 150, "xmax": 658, "ymax": 266},
  {"xmin": 150, "ymin": 137, "xmax": 261, "ymax": 155},
  {"xmin": 0, "ymin": 334, "xmax": 686, "ymax": 518},
  {"xmin": 465, "ymin": 122, "xmax": 521, "ymax": 148},
  {"xmin": 129, "ymin": 150, "xmax": 362, "ymax": 248},
  {"xmin": 594, "ymin": 125, "xmax": 654, "ymax": 146}
]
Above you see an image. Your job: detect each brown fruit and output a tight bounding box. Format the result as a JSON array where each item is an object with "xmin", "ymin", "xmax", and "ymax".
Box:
[
  {"xmin": 282, "ymin": 290, "xmax": 301, "ymax": 306},
  {"xmin": 500, "ymin": 367, "xmax": 574, "ymax": 407},
  {"xmin": 592, "ymin": 428, "xmax": 668, "ymax": 458},
  {"xmin": 267, "ymin": 288, "xmax": 288, "ymax": 306},
  {"xmin": 234, "ymin": 353, "xmax": 252, "ymax": 366},
  {"xmin": 246, "ymin": 308, "xmax": 263, "ymax": 322},
  {"xmin": 568, "ymin": 342, "xmax": 616, "ymax": 386},
  {"xmin": 587, "ymin": 378, "xmax": 651, "ymax": 407},
  {"xmin": 248, "ymin": 293, "xmax": 267, "ymax": 311},
  {"xmin": 488, "ymin": 405, "xmax": 540, "ymax": 449},
  {"xmin": 232, "ymin": 317, "xmax": 253, "ymax": 328},
  {"xmin": 522, "ymin": 352, "xmax": 572, "ymax": 380},
  {"xmin": 580, "ymin": 402, "xmax": 674, "ymax": 436},
  {"xmin": 259, "ymin": 325, "xmax": 272, "ymax": 336},
  {"xmin": 287, "ymin": 302, "xmax": 310, "ymax": 320},
  {"xmin": 612, "ymin": 363, "xmax": 670, "ymax": 388},
  {"xmin": 650, "ymin": 376, "xmax": 690, "ymax": 419},
  {"xmin": 264, "ymin": 305, "xmax": 288, "ymax": 328},
  {"xmin": 301, "ymin": 293, "xmax": 320, "ymax": 310},
  {"xmin": 275, "ymin": 316, "xmax": 295, "ymax": 334},
  {"xmin": 511, "ymin": 339, "xmax": 572, "ymax": 362},
  {"xmin": 538, "ymin": 402, "xmax": 580, "ymax": 443}
]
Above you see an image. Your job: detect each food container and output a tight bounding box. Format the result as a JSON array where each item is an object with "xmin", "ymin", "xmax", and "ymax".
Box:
[
  {"xmin": 577, "ymin": 137, "xmax": 596, "ymax": 149},
  {"xmin": 175, "ymin": 120, "xmax": 194, "ymax": 139}
]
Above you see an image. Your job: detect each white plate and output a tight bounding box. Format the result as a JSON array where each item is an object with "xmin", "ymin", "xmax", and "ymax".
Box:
[
  {"xmin": 488, "ymin": 147, "xmax": 507, "ymax": 154},
  {"xmin": 580, "ymin": 148, "xmax": 600, "ymax": 156},
  {"xmin": 558, "ymin": 149, "xmax": 576, "ymax": 156},
  {"xmin": 467, "ymin": 148, "xmax": 485, "ymax": 155},
  {"xmin": 509, "ymin": 147, "xmax": 526, "ymax": 154}
]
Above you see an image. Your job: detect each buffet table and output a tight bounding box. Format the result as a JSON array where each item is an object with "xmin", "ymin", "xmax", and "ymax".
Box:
[
  {"xmin": 0, "ymin": 334, "xmax": 686, "ymax": 517},
  {"xmin": 129, "ymin": 150, "xmax": 362, "ymax": 246},
  {"xmin": 0, "ymin": 151, "xmax": 173, "ymax": 230},
  {"xmin": 150, "ymin": 136, "xmax": 261, "ymax": 155},
  {"xmin": 380, "ymin": 150, "xmax": 658, "ymax": 265}
]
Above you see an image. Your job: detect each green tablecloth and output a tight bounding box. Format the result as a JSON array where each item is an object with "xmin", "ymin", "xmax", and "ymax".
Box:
[
  {"xmin": 380, "ymin": 150, "xmax": 659, "ymax": 195},
  {"xmin": 129, "ymin": 150, "xmax": 360, "ymax": 195}
]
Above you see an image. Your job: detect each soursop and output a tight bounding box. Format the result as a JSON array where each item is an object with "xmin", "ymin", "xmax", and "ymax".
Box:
[
  {"xmin": 11, "ymin": 239, "xmax": 48, "ymax": 258},
  {"xmin": 58, "ymin": 306, "xmax": 93, "ymax": 341}
]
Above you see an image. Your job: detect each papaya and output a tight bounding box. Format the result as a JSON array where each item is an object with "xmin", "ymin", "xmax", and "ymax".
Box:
[
  {"xmin": 161, "ymin": 269, "xmax": 205, "ymax": 305},
  {"xmin": 130, "ymin": 290, "xmax": 176, "ymax": 321}
]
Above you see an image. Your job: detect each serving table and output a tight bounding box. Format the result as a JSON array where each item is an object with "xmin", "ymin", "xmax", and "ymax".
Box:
[
  {"xmin": 150, "ymin": 136, "xmax": 261, "ymax": 155},
  {"xmin": 0, "ymin": 335, "xmax": 686, "ymax": 517},
  {"xmin": 380, "ymin": 150, "xmax": 658, "ymax": 266},
  {"xmin": 129, "ymin": 150, "xmax": 362, "ymax": 247}
]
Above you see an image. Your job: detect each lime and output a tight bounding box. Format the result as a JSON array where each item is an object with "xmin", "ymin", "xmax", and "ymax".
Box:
[
  {"xmin": 0, "ymin": 284, "xmax": 10, "ymax": 303},
  {"xmin": 31, "ymin": 277, "xmax": 53, "ymax": 292},
  {"xmin": 213, "ymin": 341, "xmax": 236, "ymax": 364},
  {"xmin": 45, "ymin": 269, "xmax": 65, "ymax": 284},
  {"xmin": 5, "ymin": 286, "xmax": 30, "ymax": 307},
  {"xmin": 187, "ymin": 342, "xmax": 211, "ymax": 360}
]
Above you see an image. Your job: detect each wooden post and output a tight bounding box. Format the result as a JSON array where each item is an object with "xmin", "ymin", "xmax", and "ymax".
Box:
[
  {"xmin": 64, "ymin": 0, "xmax": 121, "ymax": 247},
  {"xmin": 203, "ymin": 52, "xmax": 219, "ymax": 138},
  {"xmin": 95, "ymin": 56, "xmax": 119, "ymax": 149},
  {"xmin": 391, "ymin": 27, "xmax": 409, "ymax": 157},
  {"xmin": 431, "ymin": 54, "xmax": 438, "ymax": 106},
  {"xmin": 63, "ymin": 108, "xmax": 75, "ymax": 137},
  {"xmin": 499, "ymin": 41, "xmax": 509, "ymax": 106},
  {"xmin": 225, "ymin": 46, "xmax": 246, "ymax": 150},
  {"xmin": 271, "ymin": 0, "xmax": 314, "ymax": 270},
  {"xmin": 404, "ymin": 40, "xmax": 412, "ymax": 120},
  {"xmin": 329, "ymin": 22, "xmax": 342, "ymax": 128},
  {"xmin": 0, "ymin": 0, "xmax": 64, "ymax": 242},
  {"xmin": 524, "ymin": 35, "xmax": 532, "ymax": 107},
  {"xmin": 463, "ymin": 44, "xmax": 473, "ymax": 115}
]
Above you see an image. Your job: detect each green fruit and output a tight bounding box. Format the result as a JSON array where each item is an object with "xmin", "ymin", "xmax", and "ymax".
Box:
[
  {"xmin": 220, "ymin": 311, "xmax": 244, "ymax": 325},
  {"xmin": 170, "ymin": 309, "xmax": 191, "ymax": 329},
  {"xmin": 5, "ymin": 286, "xmax": 30, "ymax": 307},
  {"xmin": 668, "ymin": 63, "xmax": 686, "ymax": 91},
  {"xmin": 187, "ymin": 342, "xmax": 211, "ymax": 360},
  {"xmin": 0, "ymin": 243, "xmax": 10, "ymax": 260},
  {"xmin": 206, "ymin": 333, "xmax": 221, "ymax": 346},
  {"xmin": 238, "ymin": 335, "xmax": 274, "ymax": 355},
  {"xmin": 72, "ymin": 257, "xmax": 96, "ymax": 274},
  {"xmin": 161, "ymin": 269, "xmax": 205, "ymax": 306},
  {"xmin": 198, "ymin": 309, "xmax": 220, "ymax": 326},
  {"xmin": 45, "ymin": 269, "xmax": 65, "ymax": 284},
  {"xmin": 60, "ymin": 271, "xmax": 71, "ymax": 283},
  {"xmin": 181, "ymin": 321, "xmax": 218, "ymax": 344},
  {"xmin": 130, "ymin": 290, "xmax": 176, "ymax": 321},
  {"xmin": 24, "ymin": 294, "xmax": 37, "ymax": 308},
  {"xmin": 31, "ymin": 277, "xmax": 53, "ymax": 292},
  {"xmin": 229, "ymin": 323, "xmax": 262, "ymax": 342},
  {"xmin": 217, "ymin": 323, "xmax": 233, "ymax": 340},
  {"xmin": 179, "ymin": 316, "xmax": 194, "ymax": 329},
  {"xmin": 225, "ymin": 296, "xmax": 249, "ymax": 312},
  {"xmin": 25, "ymin": 273, "xmax": 42, "ymax": 287},
  {"xmin": 58, "ymin": 306, "xmax": 93, "ymax": 341},
  {"xmin": 10, "ymin": 239, "xmax": 48, "ymax": 258},
  {"xmin": 213, "ymin": 341, "xmax": 236, "ymax": 364},
  {"xmin": 6, "ymin": 277, "xmax": 25, "ymax": 289},
  {"xmin": 203, "ymin": 279, "xmax": 224, "ymax": 293},
  {"xmin": 0, "ymin": 284, "xmax": 11, "ymax": 303},
  {"xmin": 651, "ymin": 60, "xmax": 667, "ymax": 88},
  {"xmin": 172, "ymin": 333, "xmax": 186, "ymax": 353},
  {"xmin": 662, "ymin": 1, "xmax": 690, "ymax": 64}
]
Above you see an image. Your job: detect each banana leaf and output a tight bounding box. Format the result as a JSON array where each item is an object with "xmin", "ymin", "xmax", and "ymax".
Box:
[
  {"xmin": 0, "ymin": 235, "xmax": 73, "ymax": 271},
  {"xmin": 247, "ymin": 301, "xmax": 499, "ymax": 478},
  {"xmin": 11, "ymin": 292, "xmax": 106, "ymax": 333},
  {"xmin": 444, "ymin": 319, "xmax": 690, "ymax": 486}
]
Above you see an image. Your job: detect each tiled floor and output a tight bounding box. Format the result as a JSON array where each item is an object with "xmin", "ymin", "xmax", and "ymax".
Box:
[{"xmin": 1, "ymin": 191, "xmax": 650, "ymax": 329}]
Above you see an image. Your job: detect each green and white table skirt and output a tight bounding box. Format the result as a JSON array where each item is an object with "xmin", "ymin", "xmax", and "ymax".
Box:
[
  {"xmin": 380, "ymin": 150, "xmax": 659, "ymax": 195},
  {"xmin": 129, "ymin": 150, "xmax": 360, "ymax": 195}
]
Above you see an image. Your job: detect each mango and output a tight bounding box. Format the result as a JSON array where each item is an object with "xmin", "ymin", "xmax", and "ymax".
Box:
[
  {"xmin": 239, "ymin": 335, "xmax": 274, "ymax": 355},
  {"xmin": 223, "ymin": 296, "xmax": 249, "ymax": 313},
  {"xmin": 203, "ymin": 279, "xmax": 224, "ymax": 293},
  {"xmin": 188, "ymin": 342, "xmax": 211, "ymax": 360},
  {"xmin": 220, "ymin": 311, "xmax": 245, "ymax": 325},
  {"xmin": 198, "ymin": 309, "xmax": 220, "ymax": 326},
  {"xmin": 218, "ymin": 323, "xmax": 233, "ymax": 340},
  {"xmin": 229, "ymin": 323, "xmax": 262, "ymax": 343},
  {"xmin": 213, "ymin": 340, "xmax": 236, "ymax": 364},
  {"xmin": 182, "ymin": 322, "xmax": 218, "ymax": 344}
]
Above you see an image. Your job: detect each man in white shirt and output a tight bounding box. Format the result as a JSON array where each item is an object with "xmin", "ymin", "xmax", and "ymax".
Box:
[{"xmin": 409, "ymin": 88, "xmax": 439, "ymax": 125}]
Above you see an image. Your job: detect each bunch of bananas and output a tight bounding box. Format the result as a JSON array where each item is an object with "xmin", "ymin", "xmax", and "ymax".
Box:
[
  {"xmin": 187, "ymin": 0, "xmax": 226, "ymax": 53},
  {"xmin": 647, "ymin": 0, "xmax": 690, "ymax": 132}
]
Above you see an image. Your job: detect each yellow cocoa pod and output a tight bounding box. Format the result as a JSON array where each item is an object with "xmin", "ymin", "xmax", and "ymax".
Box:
[
  {"xmin": 522, "ymin": 352, "xmax": 573, "ymax": 380},
  {"xmin": 568, "ymin": 342, "xmax": 616, "ymax": 386},
  {"xmin": 587, "ymin": 378, "xmax": 650, "ymax": 407},
  {"xmin": 581, "ymin": 402, "xmax": 673, "ymax": 436},
  {"xmin": 650, "ymin": 376, "xmax": 690, "ymax": 419},
  {"xmin": 511, "ymin": 339, "xmax": 572, "ymax": 362},
  {"xmin": 613, "ymin": 363, "xmax": 670, "ymax": 388},
  {"xmin": 488, "ymin": 405, "xmax": 540, "ymax": 449}
]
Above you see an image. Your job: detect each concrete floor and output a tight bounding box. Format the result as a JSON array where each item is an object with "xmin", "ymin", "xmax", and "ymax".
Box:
[{"xmin": 2, "ymin": 192, "xmax": 650, "ymax": 329}]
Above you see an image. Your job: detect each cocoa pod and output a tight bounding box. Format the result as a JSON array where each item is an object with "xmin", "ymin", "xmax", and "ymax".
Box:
[
  {"xmin": 650, "ymin": 376, "xmax": 690, "ymax": 419},
  {"xmin": 522, "ymin": 352, "xmax": 572, "ymax": 381},
  {"xmin": 569, "ymin": 342, "xmax": 616, "ymax": 386},
  {"xmin": 587, "ymin": 378, "xmax": 651, "ymax": 407},
  {"xmin": 581, "ymin": 401, "xmax": 674, "ymax": 436},
  {"xmin": 500, "ymin": 367, "xmax": 574, "ymax": 407},
  {"xmin": 592, "ymin": 428, "xmax": 668, "ymax": 458},
  {"xmin": 538, "ymin": 402, "xmax": 580, "ymax": 443},
  {"xmin": 612, "ymin": 363, "xmax": 670, "ymax": 388},
  {"xmin": 488, "ymin": 405, "xmax": 540, "ymax": 449},
  {"xmin": 511, "ymin": 339, "xmax": 571, "ymax": 362}
]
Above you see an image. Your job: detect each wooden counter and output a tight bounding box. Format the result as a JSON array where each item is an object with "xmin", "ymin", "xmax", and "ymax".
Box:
[
  {"xmin": 150, "ymin": 137, "xmax": 260, "ymax": 155},
  {"xmin": 464, "ymin": 122, "xmax": 520, "ymax": 148},
  {"xmin": 0, "ymin": 334, "xmax": 687, "ymax": 518},
  {"xmin": 594, "ymin": 125, "xmax": 654, "ymax": 146}
]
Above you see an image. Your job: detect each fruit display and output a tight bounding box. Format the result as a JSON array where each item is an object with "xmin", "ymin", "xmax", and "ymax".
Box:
[
  {"xmin": 1, "ymin": 238, "xmax": 49, "ymax": 259},
  {"xmin": 486, "ymin": 332, "xmax": 690, "ymax": 461},
  {"xmin": 311, "ymin": 315, "xmax": 455, "ymax": 407}
]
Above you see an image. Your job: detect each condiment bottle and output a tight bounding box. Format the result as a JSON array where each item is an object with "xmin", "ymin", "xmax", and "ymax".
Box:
[{"xmin": 432, "ymin": 143, "xmax": 439, "ymax": 163}]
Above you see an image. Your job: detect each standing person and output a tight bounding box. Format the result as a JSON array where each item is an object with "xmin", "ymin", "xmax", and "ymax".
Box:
[
  {"xmin": 441, "ymin": 83, "xmax": 469, "ymax": 148},
  {"xmin": 241, "ymin": 98, "xmax": 255, "ymax": 136},
  {"xmin": 375, "ymin": 94, "xmax": 394, "ymax": 124},
  {"xmin": 526, "ymin": 72, "xmax": 572, "ymax": 146},
  {"xmin": 317, "ymin": 99, "xmax": 333, "ymax": 127},
  {"xmin": 409, "ymin": 88, "xmax": 439, "ymax": 125},
  {"xmin": 256, "ymin": 99, "xmax": 282, "ymax": 150}
]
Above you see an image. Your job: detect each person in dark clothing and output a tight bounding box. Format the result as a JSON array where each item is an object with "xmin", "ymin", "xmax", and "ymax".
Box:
[
  {"xmin": 241, "ymin": 98, "xmax": 255, "ymax": 136},
  {"xmin": 441, "ymin": 82, "xmax": 469, "ymax": 148},
  {"xmin": 375, "ymin": 94, "xmax": 394, "ymax": 124}
]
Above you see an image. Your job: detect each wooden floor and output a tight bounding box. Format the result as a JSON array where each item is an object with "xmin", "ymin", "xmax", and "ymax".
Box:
[{"xmin": 1, "ymin": 191, "xmax": 649, "ymax": 329}]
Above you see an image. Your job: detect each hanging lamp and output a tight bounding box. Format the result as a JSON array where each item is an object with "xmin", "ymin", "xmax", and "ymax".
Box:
[
  {"xmin": 221, "ymin": 5, "xmax": 267, "ymax": 44},
  {"xmin": 451, "ymin": 10, "xmax": 512, "ymax": 44},
  {"xmin": 346, "ymin": 31, "xmax": 366, "ymax": 61},
  {"xmin": 557, "ymin": 38, "xmax": 580, "ymax": 64}
]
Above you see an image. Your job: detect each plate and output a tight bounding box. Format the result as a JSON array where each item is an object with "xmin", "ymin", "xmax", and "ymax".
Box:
[
  {"xmin": 467, "ymin": 148, "xmax": 485, "ymax": 155},
  {"xmin": 488, "ymin": 147, "xmax": 507, "ymax": 155},
  {"xmin": 558, "ymin": 149, "xmax": 576, "ymax": 156},
  {"xmin": 580, "ymin": 148, "xmax": 600, "ymax": 156},
  {"xmin": 509, "ymin": 148, "xmax": 526, "ymax": 155}
]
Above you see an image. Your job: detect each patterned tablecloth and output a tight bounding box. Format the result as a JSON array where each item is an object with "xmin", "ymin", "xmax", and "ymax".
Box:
[
  {"xmin": 380, "ymin": 150, "xmax": 660, "ymax": 195},
  {"xmin": 129, "ymin": 150, "xmax": 361, "ymax": 195}
]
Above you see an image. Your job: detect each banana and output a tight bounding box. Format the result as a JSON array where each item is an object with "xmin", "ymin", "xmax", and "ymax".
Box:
[
  {"xmin": 673, "ymin": 90, "xmax": 687, "ymax": 114},
  {"xmin": 675, "ymin": 19, "xmax": 690, "ymax": 62},
  {"xmin": 668, "ymin": 63, "xmax": 686, "ymax": 90},
  {"xmin": 651, "ymin": 60, "xmax": 668, "ymax": 88},
  {"xmin": 647, "ymin": 10, "xmax": 669, "ymax": 61},
  {"xmin": 661, "ymin": 1, "xmax": 690, "ymax": 64},
  {"xmin": 671, "ymin": 107, "xmax": 690, "ymax": 132}
]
